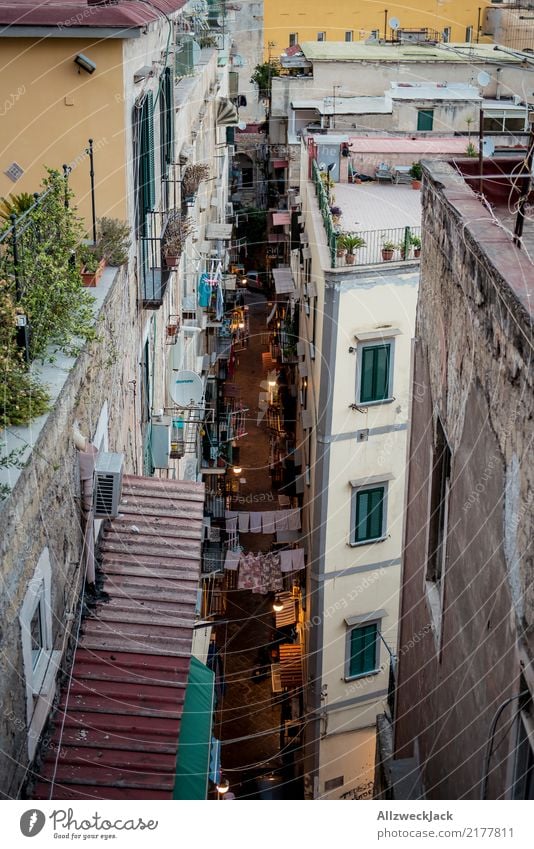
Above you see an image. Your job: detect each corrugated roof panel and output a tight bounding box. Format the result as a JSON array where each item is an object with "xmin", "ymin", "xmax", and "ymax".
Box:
[{"xmin": 32, "ymin": 475, "xmax": 204, "ymax": 801}]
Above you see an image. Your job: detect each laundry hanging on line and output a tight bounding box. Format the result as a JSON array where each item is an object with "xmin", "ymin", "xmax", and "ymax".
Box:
[{"xmin": 225, "ymin": 508, "xmax": 301, "ymax": 534}]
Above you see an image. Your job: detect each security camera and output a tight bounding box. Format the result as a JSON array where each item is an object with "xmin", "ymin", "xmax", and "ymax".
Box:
[{"xmin": 74, "ymin": 54, "xmax": 96, "ymax": 75}]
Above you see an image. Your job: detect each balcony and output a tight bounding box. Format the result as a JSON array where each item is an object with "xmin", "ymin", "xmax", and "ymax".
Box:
[
  {"xmin": 309, "ymin": 157, "xmax": 422, "ymax": 268},
  {"xmin": 139, "ymin": 210, "xmax": 172, "ymax": 309}
]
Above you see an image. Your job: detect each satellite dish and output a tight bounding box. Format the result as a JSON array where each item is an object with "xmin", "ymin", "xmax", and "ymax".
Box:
[
  {"xmin": 171, "ymin": 370, "xmax": 203, "ymax": 406},
  {"xmin": 238, "ymin": 121, "xmax": 247, "ymax": 130},
  {"xmin": 389, "ymin": 17, "xmax": 400, "ymax": 30},
  {"xmin": 477, "ymin": 71, "xmax": 491, "ymax": 88}
]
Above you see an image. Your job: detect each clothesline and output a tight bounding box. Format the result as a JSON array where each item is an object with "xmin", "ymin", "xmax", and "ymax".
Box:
[
  {"xmin": 223, "ymin": 548, "xmax": 306, "ymax": 593},
  {"xmin": 225, "ymin": 508, "xmax": 301, "ymax": 534}
]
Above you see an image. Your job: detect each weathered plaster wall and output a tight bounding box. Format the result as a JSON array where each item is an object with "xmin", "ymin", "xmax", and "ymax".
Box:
[{"xmin": 394, "ymin": 160, "xmax": 534, "ymax": 799}]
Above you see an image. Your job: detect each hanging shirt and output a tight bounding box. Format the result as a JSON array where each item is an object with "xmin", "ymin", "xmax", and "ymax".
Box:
[{"xmin": 198, "ymin": 272, "xmax": 211, "ymax": 308}]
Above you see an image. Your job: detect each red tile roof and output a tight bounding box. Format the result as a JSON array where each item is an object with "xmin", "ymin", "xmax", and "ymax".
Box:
[
  {"xmin": 31, "ymin": 474, "xmax": 205, "ymax": 801},
  {"xmin": 0, "ymin": 1, "xmax": 187, "ymax": 30}
]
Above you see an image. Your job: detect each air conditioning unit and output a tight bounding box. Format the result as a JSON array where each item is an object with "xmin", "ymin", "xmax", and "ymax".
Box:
[
  {"xmin": 227, "ymin": 144, "xmax": 235, "ymax": 156},
  {"xmin": 93, "ymin": 452, "xmax": 124, "ymax": 518}
]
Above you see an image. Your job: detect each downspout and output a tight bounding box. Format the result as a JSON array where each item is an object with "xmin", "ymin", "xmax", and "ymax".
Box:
[{"xmin": 74, "ymin": 424, "xmax": 98, "ymax": 585}]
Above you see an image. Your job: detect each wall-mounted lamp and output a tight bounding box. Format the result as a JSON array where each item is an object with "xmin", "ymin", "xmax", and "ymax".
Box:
[
  {"xmin": 74, "ymin": 54, "xmax": 96, "ymax": 75},
  {"xmin": 216, "ymin": 777, "xmax": 230, "ymax": 795},
  {"xmin": 232, "ymin": 467, "xmax": 242, "ymax": 475},
  {"xmin": 273, "ymin": 595, "xmax": 284, "ymax": 613}
]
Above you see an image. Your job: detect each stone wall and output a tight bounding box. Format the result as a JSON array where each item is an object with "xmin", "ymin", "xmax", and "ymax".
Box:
[
  {"xmin": 0, "ymin": 264, "xmax": 145, "ymax": 796},
  {"xmin": 394, "ymin": 160, "xmax": 534, "ymax": 799}
]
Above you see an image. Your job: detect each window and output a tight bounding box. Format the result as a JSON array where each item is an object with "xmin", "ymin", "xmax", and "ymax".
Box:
[
  {"xmin": 465, "ymin": 25, "xmax": 473, "ymax": 43},
  {"xmin": 442, "ymin": 27, "xmax": 451, "ymax": 43},
  {"xmin": 20, "ymin": 548, "xmax": 60, "ymax": 759},
  {"xmin": 513, "ymin": 688, "xmax": 534, "ymax": 799},
  {"xmin": 30, "ymin": 600, "xmax": 44, "ymax": 669},
  {"xmin": 345, "ymin": 31, "xmax": 353, "ymax": 42},
  {"xmin": 159, "ymin": 67, "xmax": 174, "ymax": 186},
  {"xmin": 351, "ymin": 484, "xmax": 386, "ymax": 544},
  {"xmin": 483, "ymin": 114, "xmax": 526, "ymax": 133},
  {"xmin": 417, "ymin": 109, "xmax": 434, "ymax": 131},
  {"xmin": 134, "ymin": 90, "xmax": 155, "ymax": 233},
  {"xmin": 346, "ymin": 622, "xmax": 379, "ymax": 679},
  {"xmin": 357, "ymin": 340, "xmax": 393, "ymax": 404},
  {"xmin": 289, "ymin": 32, "xmax": 298, "ymax": 47},
  {"xmin": 317, "ymin": 32, "xmax": 326, "ymax": 42},
  {"xmin": 426, "ymin": 419, "xmax": 451, "ymax": 587}
]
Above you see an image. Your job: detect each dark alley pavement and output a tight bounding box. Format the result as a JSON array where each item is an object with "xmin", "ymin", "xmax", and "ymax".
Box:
[{"xmin": 213, "ymin": 293, "xmax": 295, "ymax": 798}]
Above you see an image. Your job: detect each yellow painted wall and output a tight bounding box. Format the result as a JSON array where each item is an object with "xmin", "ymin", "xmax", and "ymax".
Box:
[
  {"xmin": 0, "ymin": 38, "xmax": 126, "ymax": 230},
  {"xmin": 264, "ymin": 1, "xmax": 488, "ymax": 55}
]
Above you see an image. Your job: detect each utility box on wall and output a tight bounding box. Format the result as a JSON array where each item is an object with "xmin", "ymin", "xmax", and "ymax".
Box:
[{"xmin": 151, "ymin": 416, "xmax": 171, "ymax": 468}]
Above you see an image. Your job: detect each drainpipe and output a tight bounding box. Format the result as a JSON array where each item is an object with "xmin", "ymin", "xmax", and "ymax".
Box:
[{"xmin": 496, "ymin": 67, "xmax": 502, "ymax": 100}]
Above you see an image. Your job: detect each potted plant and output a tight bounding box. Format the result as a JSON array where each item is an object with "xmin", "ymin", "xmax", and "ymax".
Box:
[
  {"xmin": 338, "ymin": 233, "xmax": 366, "ymax": 264},
  {"xmin": 78, "ymin": 243, "xmax": 106, "ymax": 287},
  {"xmin": 381, "ymin": 237, "xmax": 398, "ymax": 261},
  {"xmin": 181, "ymin": 162, "xmax": 210, "ymax": 201},
  {"xmin": 162, "ymin": 214, "xmax": 194, "ymax": 267},
  {"xmin": 410, "ymin": 234, "xmax": 422, "ymax": 257},
  {"xmin": 410, "ymin": 161, "xmax": 422, "ymax": 190},
  {"xmin": 96, "ymin": 217, "xmax": 131, "ymax": 266}
]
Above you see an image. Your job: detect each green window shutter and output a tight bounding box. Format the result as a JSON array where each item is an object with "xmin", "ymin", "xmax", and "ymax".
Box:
[
  {"xmin": 355, "ymin": 486, "xmax": 384, "ymax": 542},
  {"xmin": 349, "ymin": 624, "xmax": 377, "ymax": 677},
  {"xmin": 165, "ymin": 67, "xmax": 174, "ymax": 167},
  {"xmin": 360, "ymin": 344, "xmax": 390, "ymax": 403},
  {"xmin": 140, "ymin": 91, "xmax": 155, "ymax": 218},
  {"xmin": 417, "ymin": 109, "xmax": 434, "ymax": 131}
]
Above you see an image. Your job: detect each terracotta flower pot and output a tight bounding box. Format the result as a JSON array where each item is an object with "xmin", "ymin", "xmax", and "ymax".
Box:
[
  {"xmin": 81, "ymin": 257, "xmax": 106, "ymax": 287},
  {"xmin": 412, "ymin": 180, "xmax": 422, "ymax": 190},
  {"xmin": 345, "ymin": 253, "xmax": 356, "ymax": 265},
  {"xmin": 414, "ymin": 248, "xmax": 421, "ymax": 258},
  {"xmin": 382, "ymin": 249, "xmax": 394, "ymax": 261},
  {"xmin": 165, "ymin": 253, "xmax": 181, "ymax": 268}
]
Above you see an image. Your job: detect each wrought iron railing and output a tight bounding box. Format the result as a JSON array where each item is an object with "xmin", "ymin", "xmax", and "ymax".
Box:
[
  {"xmin": 333, "ymin": 226, "xmax": 422, "ymax": 268},
  {"xmin": 310, "ymin": 158, "xmax": 337, "ymax": 267}
]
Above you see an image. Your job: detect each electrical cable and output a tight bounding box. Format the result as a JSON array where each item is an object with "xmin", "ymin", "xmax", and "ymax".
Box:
[{"xmin": 480, "ymin": 690, "xmax": 529, "ymax": 800}]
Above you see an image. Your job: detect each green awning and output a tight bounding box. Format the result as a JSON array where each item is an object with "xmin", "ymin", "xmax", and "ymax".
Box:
[{"xmin": 173, "ymin": 657, "xmax": 215, "ymax": 800}]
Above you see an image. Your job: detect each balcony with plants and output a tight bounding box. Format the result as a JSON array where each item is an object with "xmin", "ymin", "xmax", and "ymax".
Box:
[{"xmin": 308, "ymin": 149, "xmax": 422, "ymax": 269}]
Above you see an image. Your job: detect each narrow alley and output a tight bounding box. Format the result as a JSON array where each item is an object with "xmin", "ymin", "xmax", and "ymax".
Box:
[{"xmin": 213, "ymin": 291, "xmax": 304, "ymax": 800}]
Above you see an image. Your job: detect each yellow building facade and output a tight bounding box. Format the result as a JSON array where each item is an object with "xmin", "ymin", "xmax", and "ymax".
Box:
[
  {"xmin": 0, "ymin": 38, "xmax": 126, "ymax": 228},
  {"xmin": 264, "ymin": 1, "xmax": 489, "ymax": 54}
]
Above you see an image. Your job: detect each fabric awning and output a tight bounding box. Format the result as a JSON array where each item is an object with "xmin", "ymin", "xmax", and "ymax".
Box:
[
  {"xmin": 272, "ymin": 211, "xmax": 290, "ymax": 226},
  {"xmin": 306, "ymin": 280, "xmax": 317, "ymax": 298},
  {"xmin": 173, "ymin": 657, "xmax": 215, "ymax": 800},
  {"xmin": 216, "ymin": 97, "xmax": 239, "ymax": 126},
  {"xmin": 275, "ymin": 591, "xmax": 297, "ymax": 628},
  {"xmin": 273, "ymin": 267, "xmax": 296, "ymax": 295},
  {"xmin": 279, "ymin": 643, "xmax": 303, "ymax": 687},
  {"xmin": 272, "ymin": 159, "xmax": 289, "ymax": 168}
]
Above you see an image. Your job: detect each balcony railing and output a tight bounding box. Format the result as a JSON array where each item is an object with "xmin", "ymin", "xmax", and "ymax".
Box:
[
  {"xmin": 334, "ymin": 226, "xmax": 422, "ymax": 268},
  {"xmin": 140, "ymin": 210, "xmax": 171, "ymax": 308},
  {"xmin": 310, "ymin": 158, "xmax": 337, "ymax": 267}
]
